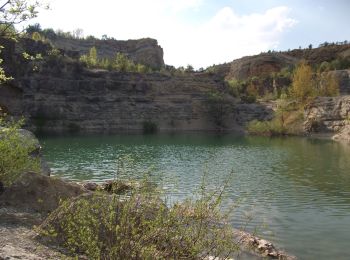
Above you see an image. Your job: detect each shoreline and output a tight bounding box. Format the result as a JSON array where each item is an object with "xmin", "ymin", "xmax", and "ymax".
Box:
[{"xmin": 0, "ymin": 172, "xmax": 297, "ymax": 260}]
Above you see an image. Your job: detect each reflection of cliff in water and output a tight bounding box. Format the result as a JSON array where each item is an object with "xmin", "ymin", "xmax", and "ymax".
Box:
[{"xmin": 257, "ymin": 137, "xmax": 350, "ymax": 203}]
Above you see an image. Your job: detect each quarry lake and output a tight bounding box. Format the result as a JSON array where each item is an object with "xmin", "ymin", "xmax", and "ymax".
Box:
[{"xmin": 40, "ymin": 134, "xmax": 350, "ymax": 259}]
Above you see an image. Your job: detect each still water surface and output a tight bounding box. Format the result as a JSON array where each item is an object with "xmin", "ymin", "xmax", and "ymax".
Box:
[{"xmin": 40, "ymin": 134, "xmax": 350, "ymax": 259}]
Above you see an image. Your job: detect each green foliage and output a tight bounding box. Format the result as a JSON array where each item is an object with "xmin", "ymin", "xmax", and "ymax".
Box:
[
  {"xmin": 185, "ymin": 64, "xmax": 194, "ymax": 73},
  {"xmin": 0, "ymin": 118, "xmax": 40, "ymax": 186},
  {"xmin": 0, "ymin": 0, "xmax": 47, "ymax": 38},
  {"xmin": 80, "ymin": 48, "xmax": 151, "ymax": 73},
  {"xmin": 113, "ymin": 52, "xmax": 134, "ymax": 72},
  {"xmin": 80, "ymin": 47, "xmax": 98, "ymax": 68},
  {"xmin": 330, "ymin": 57, "xmax": 350, "ymax": 70},
  {"xmin": 317, "ymin": 58, "xmax": 350, "ymax": 72},
  {"xmin": 318, "ymin": 61, "xmax": 331, "ymax": 73},
  {"xmin": 25, "ymin": 23, "xmax": 41, "ymax": 34},
  {"xmin": 142, "ymin": 121, "xmax": 158, "ymax": 134},
  {"xmin": 39, "ymin": 176, "xmax": 239, "ymax": 259},
  {"xmin": 31, "ymin": 31, "xmax": 42, "ymax": 41},
  {"xmin": 206, "ymin": 90, "xmax": 233, "ymax": 127},
  {"xmin": 226, "ymin": 77, "xmax": 263, "ymax": 102},
  {"xmin": 247, "ymin": 99, "xmax": 304, "ymax": 136},
  {"xmin": 247, "ymin": 119, "xmax": 285, "ymax": 136},
  {"xmin": 290, "ymin": 61, "xmax": 316, "ymax": 102},
  {"xmin": 226, "ymin": 79, "xmax": 245, "ymax": 97},
  {"xmin": 0, "ymin": 47, "xmax": 13, "ymax": 83},
  {"xmin": 317, "ymin": 72, "xmax": 339, "ymax": 96}
]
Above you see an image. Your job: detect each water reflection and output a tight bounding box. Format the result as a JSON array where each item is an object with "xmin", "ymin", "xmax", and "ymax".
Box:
[{"xmin": 40, "ymin": 134, "xmax": 350, "ymax": 260}]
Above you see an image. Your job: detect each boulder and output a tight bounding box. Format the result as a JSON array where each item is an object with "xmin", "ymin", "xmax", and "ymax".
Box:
[
  {"xmin": 0, "ymin": 172, "xmax": 87, "ymax": 214},
  {"xmin": 333, "ymin": 124, "xmax": 350, "ymax": 142}
]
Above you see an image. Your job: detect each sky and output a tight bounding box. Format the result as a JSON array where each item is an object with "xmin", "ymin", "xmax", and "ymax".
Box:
[{"xmin": 29, "ymin": 0, "xmax": 350, "ymax": 69}]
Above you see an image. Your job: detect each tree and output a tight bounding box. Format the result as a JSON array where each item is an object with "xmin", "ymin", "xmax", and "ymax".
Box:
[
  {"xmin": 25, "ymin": 22, "xmax": 41, "ymax": 34},
  {"xmin": 1, "ymin": 1, "xmax": 46, "ymax": 83},
  {"xmin": 0, "ymin": 0, "xmax": 46, "ymax": 38},
  {"xmin": 79, "ymin": 46, "xmax": 98, "ymax": 68},
  {"xmin": 72, "ymin": 28, "xmax": 83, "ymax": 39},
  {"xmin": 185, "ymin": 64, "xmax": 194, "ymax": 73},
  {"xmin": 31, "ymin": 31, "xmax": 41, "ymax": 41},
  {"xmin": 291, "ymin": 61, "xmax": 315, "ymax": 101}
]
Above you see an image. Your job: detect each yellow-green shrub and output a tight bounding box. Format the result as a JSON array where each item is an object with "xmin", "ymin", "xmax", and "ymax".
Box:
[
  {"xmin": 39, "ymin": 179, "xmax": 239, "ymax": 259},
  {"xmin": 0, "ymin": 119, "xmax": 40, "ymax": 186}
]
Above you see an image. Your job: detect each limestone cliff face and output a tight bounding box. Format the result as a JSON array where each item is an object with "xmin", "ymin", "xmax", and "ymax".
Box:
[
  {"xmin": 0, "ymin": 69, "xmax": 272, "ymax": 134},
  {"xmin": 0, "ymin": 37, "xmax": 274, "ymax": 134},
  {"xmin": 304, "ymin": 96, "xmax": 350, "ymax": 142},
  {"xmin": 24, "ymin": 72, "xmax": 235, "ymax": 133},
  {"xmin": 226, "ymin": 53, "xmax": 298, "ymax": 80},
  {"xmin": 49, "ymin": 37, "xmax": 164, "ymax": 70}
]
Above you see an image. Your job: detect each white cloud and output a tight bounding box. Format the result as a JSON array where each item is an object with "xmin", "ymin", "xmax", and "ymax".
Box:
[
  {"xmin": 164, "ymin": 6, "xmax": 297, "ymax": 68},
  {"xmin": 32, "ymin": 1, "xmax": 296, "ymax": 68}
]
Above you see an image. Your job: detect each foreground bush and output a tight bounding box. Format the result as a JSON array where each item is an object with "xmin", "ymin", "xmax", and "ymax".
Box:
[
  {"xmin": 0, "ymin": 119, "xmax": 40, "ymax": 186},
  {"xmin": 39, "ymin": 182, "xmax": 239, "ymax": 259}
]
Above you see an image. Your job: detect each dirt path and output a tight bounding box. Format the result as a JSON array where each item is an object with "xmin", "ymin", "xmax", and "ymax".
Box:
[{"xmin": 0, "ymin": 208, "xmax": 67, "ymax": 260}]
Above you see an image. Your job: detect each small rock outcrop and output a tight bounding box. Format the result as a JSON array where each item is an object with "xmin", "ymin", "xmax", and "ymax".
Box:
[
  {"xmin": 333, "ymin": 124, "xmax": 350, "ymax": 143},
  {"xmin": 226, "ymin": 53, "xmax": 298, "ymax": 80},
  {"xmin": 0, "ymin": 172, "xmax": 86, "ymax": 213},
  {"xmin": 304, "ymin": 96, "xmax": 350, "ymax": 142},
  {"xmin": 235, "ymin": 231, "xmax": 297, "ymax": 260}
]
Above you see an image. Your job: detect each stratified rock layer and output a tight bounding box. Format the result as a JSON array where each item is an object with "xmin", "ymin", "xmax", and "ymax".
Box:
[
  {"xmin": 304, "ymin": 95, "xmax": 350, "ymax": 142},
  {"xmin": 49, "ymin": 37, "xmax": 165, "ymax": 70}
]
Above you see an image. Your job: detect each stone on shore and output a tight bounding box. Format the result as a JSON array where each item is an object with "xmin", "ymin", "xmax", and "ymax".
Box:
[{"xmin": 0, "ymin": 172, "xmax": 87, "ymax": 214}]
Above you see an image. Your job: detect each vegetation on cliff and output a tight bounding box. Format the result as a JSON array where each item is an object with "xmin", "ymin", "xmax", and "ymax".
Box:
[{"xmin": 80, "ymin": 46, "xmax": 152, "ymax": 73}]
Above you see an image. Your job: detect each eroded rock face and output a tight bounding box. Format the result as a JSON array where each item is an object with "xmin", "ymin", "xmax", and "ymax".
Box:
[
  {"xmin": 49, "ymin": 36, "xmax": 164, "ymax": 70},
  {"xmin": 304, "ymin": 96, "xmax": 350, "ymax": 142},
  {"xmin": 333, "ymin": 124, "xmax": 350, "ymax": 143},
  {"xmin": 226, "ymin": 53, "xmax": 298, "ymax": 80},
  {"xmin": 0, "ymin": 68, "xmax": 273, "ymax": 134},
  {"xmin": 0, "ymin": 37, "xmax": 276, "ymax": 134}
]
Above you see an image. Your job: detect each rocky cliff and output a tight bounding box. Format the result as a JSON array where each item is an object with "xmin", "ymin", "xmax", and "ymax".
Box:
[
  {"xmin": 213, "ymin": 44, "xmax": 350, "ymax": 81},
  {"xmin": 48, "ymin": 36, "xmax": 165, "ymax": 70},
  {"xmin": 304, "ymin": 96, "xmax": 350, "ymax": 142},
  {"xmin": 0, "ymin": 37, "xmax": 272, "ymax": 134}
]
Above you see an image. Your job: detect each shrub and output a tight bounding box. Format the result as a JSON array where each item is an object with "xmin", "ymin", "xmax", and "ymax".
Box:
[
  {"xmin": 226, "ymin": 79, "xmax": 246, "ymax": 97},
  {"xmin": 247, "ymin": 119, "xmax": 285, "ymax": 136},
  {"xmin": 247, "ymin": 100, "xmax": 304, "ymax": 136},
  {"xmin": 240, "ymin": 95, "xmax": 256, "ymax": 104},
  {"xmin": 31, "ymin": 31, "xmax": 42, "ymax": 41},
  {"xmin": 318, "ymin": 72, "xmax": 339, "ymax": 96},
  {"xmin": 39, "ymin": 177, "xmax": 239, "ymax": 259},
  {"xmin": 0, "ymin": 119, "xmax": 40, "ymax": 186},
  {"xmin": 206, "ymin": 90, "xmax": 233, "ymax": 127}
]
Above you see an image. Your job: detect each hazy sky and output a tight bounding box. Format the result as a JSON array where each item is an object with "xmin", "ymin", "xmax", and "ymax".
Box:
[{"xmin": 30, "ymin": 0, "xmax": 350, "ymax": 68}]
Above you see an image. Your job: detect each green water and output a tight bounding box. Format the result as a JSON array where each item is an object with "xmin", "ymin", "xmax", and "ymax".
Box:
[{"xmin": 40, "ymin": 134, "xmax": 350, "ymax": 259}]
